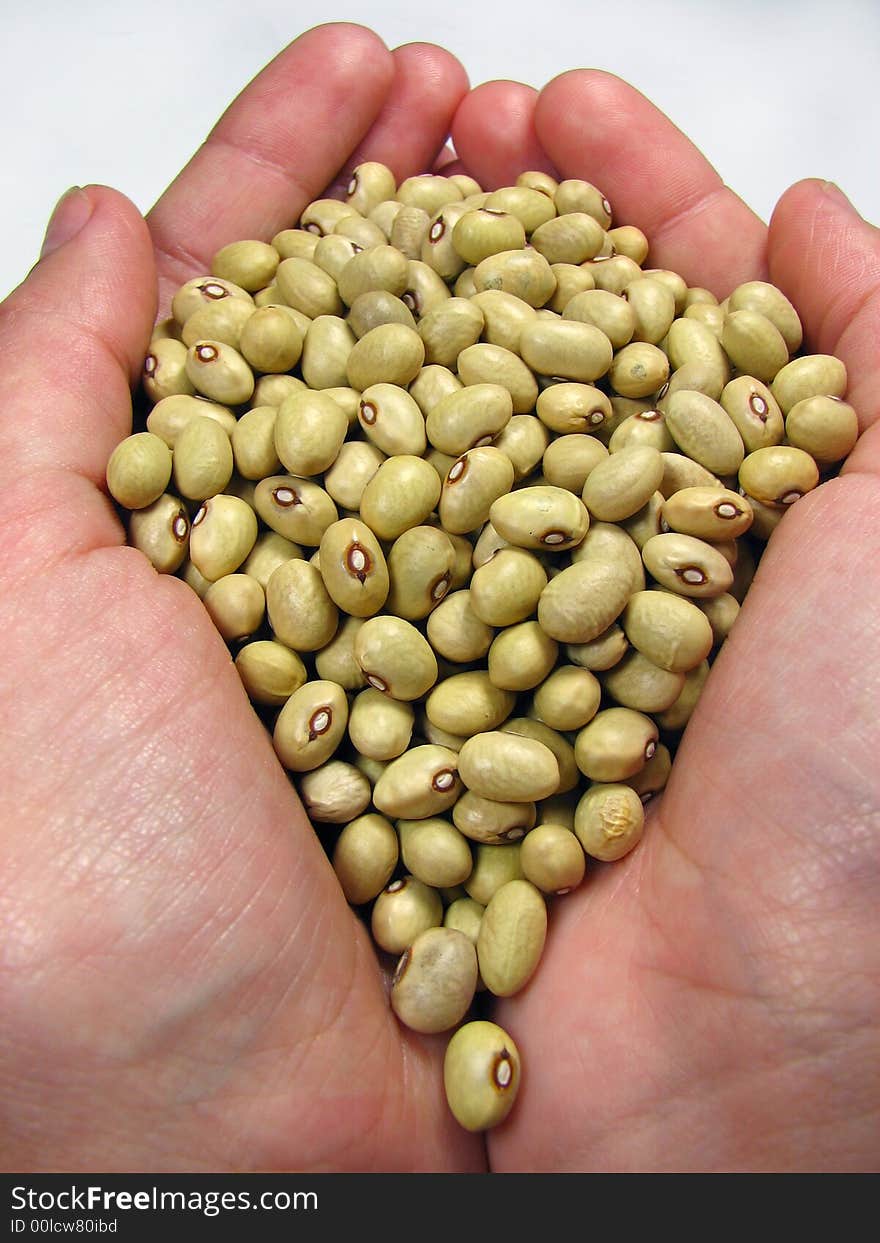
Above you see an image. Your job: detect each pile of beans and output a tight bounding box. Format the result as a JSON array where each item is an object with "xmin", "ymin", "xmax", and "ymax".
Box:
[{"xmin": 108, "ymin": 163, "xmax": 859, "ymax": 1133}]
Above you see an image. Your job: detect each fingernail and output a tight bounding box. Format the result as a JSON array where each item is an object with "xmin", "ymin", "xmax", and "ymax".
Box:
[
  {"xmin": 820, "ymin": 180, "xmax": 855, "ymax": 212},
  {"xmin": 40, "ymin": 186, "xmax": 93, "ymax": 259}
]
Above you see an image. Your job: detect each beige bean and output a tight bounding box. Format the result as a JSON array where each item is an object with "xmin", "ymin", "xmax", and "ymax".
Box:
[
  {"xmin": 426, "ymin": 590, "xmax": 495, "ymax": 664},
  {"xmin": 346, "ymin": 322, "xmax": 425, "ymax": 390},
  {"xmin": 472, "ymin": 248, "xmax": 556, "ymax": 307},
  {"xmin": 332, "ymin": 813, "xmax": 399, "ymax": 905},
  {"xmin": 229, "ymin": 406, "xmax": 280, "ymax": 480},
  {"xmin": 771, "ymin": 354, "xmax": 848, "ymax": 414},
  {"xmin": 538, "ymin": 556, "xmax": 634, "ymax": 644},
  {"xmin": 457, "ymin": 342, "xmax": 539, "ymax": 413},
  {"xmin": 574, "ymin": 703, "xmax": 657, "ymax": 782},
  {"xmin": 722, "ymin": 309, "xmax": 790, "ymax": 382},
  {"xmin": 273, "ymin": 389, "xmax": 348, "ymax": 477},
  {"xmin": 471, "ymin": 288, "xmax": 538, "ymax": 352},
  {"xmin": 444, "ymin": 898, "xmax": 485, "ymax": 950},
  {"xmin": 520, "ymin": 318, "xmax": 613, "ymax": 384},
  {"xmin": 266, "ymin": 558, "xmax": 338, "ymax": 651},
  {"xmin": 662, "ymin": 486, "xmax": 754, "ymax": 540},
  {"xmin": 530, "ymin": 212, "xmax": 605, "ymax": 264},
  {"xmin": 409, "ymin": 364, "xmax": 462, "ymax": 416},
  {"xmin": 189, "ymin": 494, "xmax": 257, "ymax": 581},
  {"xmin": 664, "ymin": 389, "xmax": 745, "ymax": 475},
  {"xmin": 251, "ymin": 373, "xmax": 307, "ymax": 408},
  {"xmin": 254, "ymin": 476, "xmax": 338, "ymax": 546},
  {"xmin": 500, "ymin": 717, "xmax": 579, "ymax": 795},
  {"xmin": 318, "ymin": 518, "xmax": 389, "ymax": 617},
  {"xmin": 720, "ymin": 375, "xmax": 785, "ymax": 454},
  {"xmin": 485, "ymin": 185, "xmax": 557, "ymax": 232},
  {"xmin": 785, "ymin": 395, "xmax": 859, "ymax": 464},
  {"xmin": 490, "ymin": 485, "xmax": 589, "ymax": 551},
  {"xmin": 659, "ymin": 451, "xmax": 723, "ymax": 497},
  {"xmin": 372, "ymin": 746, "xmax": 462, "ymax": 819},
  {"xmin": 299, "ymin": 314, "xmax": 356, "ymax": 389},
  {"xmin": 574, "ymin": 783, "xmax": 645, "ymax": 861},
  {"xmin": 492, "ymin": 415, "xmax": 550, "ymax": 481},
  {"xmin": 697, "ymin": 592, "xmax": 740, "ymax": 645},
  {"xmin": 542, "ymin": 433, "xmax": 609, "ymax": 492},
  {"xmin": 452, "ymin": 793, "xmax": 536, "ymax": 845},
  {"xmin": 642, "ymin": 531, "xmax": 734, "ymax": 597},
  {"xmin": 425, "ymin": 671, "xmax": 515, "ymax": 738},
  {"xmin": 536, "ymin": 383, "xmax": 612, "ymax": 435},
  {"xmin": 566, "ymin": 623, "xmax": 629, "ymax": 672},
  {"xmin": 271, "ymin": 228, "xmax": 320, "ymax": 261},
  {"xmin": 739, "ymin": 446, "xmax": 820, "ymax": 507},
  {"xmin": 398, "ymin": 820, "xmax": 474, "ymax": 889},
  {"xmin": 389, "ymin": 204, "xmax": 431, "ymax": 260},
  {"xmin": 562, "ymin": 288, "xmax": 636, "ymax": 349},
  {"xmin": 335, "ymin": 244, "xmax": 408, "ymax": 307},
  {"xmin": 458, "ymin": 732, "xmax": 559, "ymax": 803},
  {"xmin": 202, "ymin": 573, "xmax": 265, "ymax": 641},
  {"xmin": 654, "ymin": 659, "xmax": 711, "ymax": 731},
  {"xmin": 586, "ymin": 254, "xmax": 644, "ymax": 295},
  {"xmin": 181, "ymin": 296, "xmax": 255, "ymax": 351},
  {"xmin": 477, "ymin": 879, "xmax": 547, "ymax": 997},
  {"xmin": 234, "ymin": 639, "xmax": 307, "ymax": 706},
  {"xmin": 240, "ymin": 531, "xmax": 302, "ymax": 589},
  {"xmin": 402, "ymin": 259, "xmax": 453, "ymax": 318},
  {"xmin": 323, "ymin": 440, "xmax": 384, "ymax": 511},
  {"xmin": 354, "ymin": 614, "xmax": 438, "ymax": 701},
  {"xmin": 469, "ymin": 549, "xmax": 548, "ymax": 627},
  {"xmin": 349, "ymin": 688, "xmax": 414, "ymax": 761},
  {"xmin": 547, "ymin": 263, "xmax": 596, "ymax": 312},
  {"xmin": 357, "ymin": 383, "xmax": 426, "ymax": 457},
  {"xmin": 520, "ymin": 824, "xmax": 586, "ymax": 894},
  {"xmin": 582, "ymin": 444, "xmax": 665, "ymax": 521},
  {"xmin": 440, "ymin": 447, "xmax": 516, "ymax": 536},
  {"xmin": 300, "ymin": 760, "xmax": 371, "ymax": 825},
  {"xmin": 608, "ymin": 342, "xmax": 669, "ymax": 398},
  {"xmin": 273, "ymin": 679, "xmax": 348, "ymax": 773},
  {"xmin": 129, "ymin": 492, "xmax": 190, "ymax": 574},
  {"xmin": 171, "ymin": 275, "xmax": 254, "ymax": 326},
  {"xmin": 608, "ymin": 408, "xmax": 675, "ymax": 454},
  {"xmin": 348, "ymin": 289, "xmax": 417, "ymax": 339},
  {"xmin": 391, "ymin": 928, "xmax": 478, "ymax": 1034},
  {"xmin": 417, "ymin": 297, "xmax": 484, "ymax": 368},
  {"xmin": 146, "ymin": 393, "xmax": 237, "ymax": 447},
  {"xmin": 106, "ymin": 432, "xmax": 172, "ymax": 511},
  {"xmin": 621, "ymin": 586, "xmax": 710, "ymax": 676},
  {"xmin": 727, "ymin": 280, "xmax": 803, "ymax": 352},
  {"xmin": 601, "ymin": 649, "xmax": 685, "ymax": 712},
  {"xmin": 314, "ymin": 614, "xmax": 367, "ymax": 691},
  {"xmin": 371, "ymin": 876, "xmax": 444, "ymax": 955},
  {"xmin": 532, "ymin": 665, "xmax": 602, "ymax": 731},
  {"xmin": 488, "ymin": 621, "xmax": 558, "ymax": 692},
  {"xmin": 275, "ymin": 256, "xmax": 343, "ymax": 318},
  {"xmin": 623, "ymin": 742, "xmax": 673, "ymax": 801},
  {"xmin": 185, "ymin": 340, "xmax": 254, "ymax": 406},
  {"xmin": 443, "ymin": 1020, "xmax": 521, "ymax": 1133},
  {"xmin": 385, "ymin": 525, "xmax": 456, "ymax": 619},
  {"xmin": 465, "ymin": 843, "xmax": 525, "ymax": 905},
  {"xmin": 359, "ymin": 454, "xmax": 441, "ymax": 540}
]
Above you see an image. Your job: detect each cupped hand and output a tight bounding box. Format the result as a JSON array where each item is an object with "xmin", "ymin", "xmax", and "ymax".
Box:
[
  {"xmin": 453, "ymin": 75, "xmax": 880, "ymax": 1171},
  {"xmin": 0, "ymin": 23, "xmax": 480, "ymax": 1173}
]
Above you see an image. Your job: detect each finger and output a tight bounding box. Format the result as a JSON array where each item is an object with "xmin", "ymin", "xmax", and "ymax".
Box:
[
  {"xmin": 323, "ymin": 42, "xmax": 470, "ymax": 198},
  {"xmin": 534, "ymin": 70, "xmax": 768, "ymax": 295},
  {"xmin": 147, "ymin": 24, "xmax": 395, "ymax": 308},
  {"xmin": 768, "ymin": 178, "xmax": 880, "ymax": 471},
  {"xmin": 451, "ymin": 81, "xmax": 558, "ymax": 189},
  {"xmin": 0, "ymin": 186, "xmax": 155, "ymax": 530}
]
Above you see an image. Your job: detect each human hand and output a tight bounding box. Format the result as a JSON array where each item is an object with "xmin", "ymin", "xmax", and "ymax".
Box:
[
  {"xmin": 0, "ymin": 23, "xmax": 483, "ymax": 1173},
  {"xmin": 449, "ymin": 73, "xmax": 880, "ymax": 1171}
]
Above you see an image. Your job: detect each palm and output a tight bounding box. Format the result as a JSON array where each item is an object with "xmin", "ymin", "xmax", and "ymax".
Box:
[
  {"xmin": 0, "ymin": 25, "xmax": 479, "ymax": 1173},
  {"xmin": 450, "ymin": 74, "xmax": 880, "ymax": 1172}
]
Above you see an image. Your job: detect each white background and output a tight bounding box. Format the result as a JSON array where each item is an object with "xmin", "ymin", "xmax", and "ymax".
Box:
[{"xmin": 2, "ymin": 0, "xmax": 878, "ymax": 301}]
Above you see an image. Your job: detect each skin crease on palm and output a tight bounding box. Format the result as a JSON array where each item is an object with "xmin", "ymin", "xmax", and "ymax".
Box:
[{"xmin": 0, "ymin": 23, "xmax": 877, "ymax": 1174}]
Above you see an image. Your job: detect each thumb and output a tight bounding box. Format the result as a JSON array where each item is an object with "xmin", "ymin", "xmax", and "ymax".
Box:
[{"xmin": 0, "ymin": 185, "xmax": 157, "ymax": 497}]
